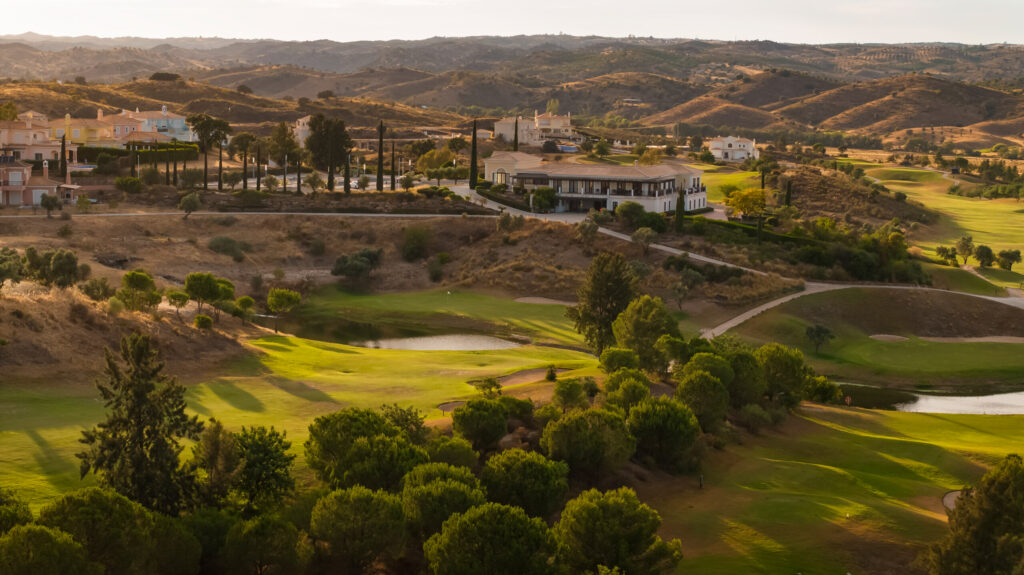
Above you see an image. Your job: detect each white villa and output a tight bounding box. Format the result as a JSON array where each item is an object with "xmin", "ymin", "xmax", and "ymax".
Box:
[
  {"xmin": 708, "ymin": 136, "xmax": 759, "ymax": 162},
  {"xmin": 493, "ymin": 111, "xmax": 578, "ymax": 146},
  {"xmin": 484, "ymin": 152, "xmax": 706, "ymax": 213}
]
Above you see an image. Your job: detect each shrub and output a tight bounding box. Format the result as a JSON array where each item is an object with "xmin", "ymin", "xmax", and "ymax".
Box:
[
  {"xmin": 106, "ymin": 297, "xmax": 125, "ymax": 316},
  {"xmin": 599, "ymin": 348, "xmax": 640, "ymax": 373},
  {"xmin": 546, "ymin": 365, "xmax": 558, "ymax": 382},
  {"xmin": 79, "ymin": 277, "xmax": 115, "ymax": 301},
  {"xmin": 428, "ymin": 258, "xmax": 444, "ymax": 282},
  {"xmin": 57, "ymin": 224, "xmax": 73, "ymax": 238},
  {"xmin": 114, "ymin": 176, "xmax": 143, "ymax": 195},
  {"xmin": 208, "ymin": 236, "xmax": 252, "ymax": 262},
  {"xmin": 402, "ymin": 225, "xmax": 432, "ymax": 261},
  {"xmin": 194, "ymin": 314, "xmax": 213, "ymax": 329},
  {"xmin": 734, "ymin": 403, "xmax": 772, "ymax": 433}
]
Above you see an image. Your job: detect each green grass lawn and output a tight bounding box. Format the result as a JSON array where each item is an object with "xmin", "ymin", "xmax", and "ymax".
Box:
[
  {"xmin": 294, "ymin": 287, "xmax": 584, "ymax": 347},
  {"xmin": 835, "ymin": 158, "xmax": 883, "ymax": 168},
  {"xmin": 733, "ymin": 289, "xmax": 1024, "ymax": 388},
  {"xmin": 0, "ymin": 291, "xmax": 596, "ymax": 509},
  {"xmin": 976, "ymin": 266, "xmax": 1024, "ymax": 290},
  {"xmin": 703, "ymin": 170, "xmax": 760, "ymax": 202},
  {"xmin": 867, "ymin": 167, "xmax": 1024, "ymax": 266},
  {"xmin": 923, "ymin": 262, "xmax": 1007, "ymax": 297},
  {"xmin": 645, "ymin": 404, "xmax": 1024, "ymax": 574}
]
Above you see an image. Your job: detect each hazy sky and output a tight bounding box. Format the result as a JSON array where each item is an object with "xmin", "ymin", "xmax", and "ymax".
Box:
[{"xmin": 3, "ymin": 0, "xmax": 1022, "ymax": 44}]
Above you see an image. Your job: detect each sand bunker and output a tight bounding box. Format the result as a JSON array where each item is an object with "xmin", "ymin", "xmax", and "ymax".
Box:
[{"xmin": 870, "ymin": 334, "xmax": 909, "ymax": 342}]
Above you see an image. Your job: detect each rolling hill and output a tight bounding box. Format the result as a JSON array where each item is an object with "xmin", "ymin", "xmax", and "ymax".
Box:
[{"xmin": 0, "ymin": 79, "xmax": 466, "ymax": 129}]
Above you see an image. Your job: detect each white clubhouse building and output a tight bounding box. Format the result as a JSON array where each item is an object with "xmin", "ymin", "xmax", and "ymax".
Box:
[
  {"xmin": 484, "ymin": 152, "xmax": 706, "ymax": 213},
  {"xmin": 493, "ymin": 112, "xmax": 578, "ymax": 146},
  {"xmin": 708, "ymin": 136, "xmax": 759, "ymax": 162}
]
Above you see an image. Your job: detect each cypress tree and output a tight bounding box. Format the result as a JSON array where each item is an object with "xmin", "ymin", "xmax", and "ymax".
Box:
[
  {"xmin": 256, "ymin": 143, "xmax": 262, "ymax": 192},
  {"xmin": 469, "ymin": 119, "xmax": 478, "ymax": 190},
  {"xmin": 173, "ymin": 145, "xmax": 179, "ymax": 187},
  {"xmin": 165, "ymin": 145, "xmax": 170, "ymax": 185},
  {"xmin": 240, "ymin": 144, "xmax": 246, "ymax": 190},
  {"xmin": 390, "ymin": 141, "xmax": 396, "ymax": 191},
  {"xmin": 785, "ymin": 180, "xmax": 792, "ymax": 206},
  {"xmin": 327, "ymin": 130, "xmax": 335, "ymax": 192},
  {"xmin": 343, "ymin": 150, "xmax": 351, "ymax": 194},
  {"xmin": 376, "ymin": 121, "xmax": 385, "ymax": 191},
  {"xmin": 218, "ymin": 142, "xmax": 223, "ymax": 191},
  {"xmin": 513, "ymin": 117, "xmax": 519, "ymax": 151},
  {"xmin": 59, "ymin": 135, "xmax": 66, "ymax": 178}
]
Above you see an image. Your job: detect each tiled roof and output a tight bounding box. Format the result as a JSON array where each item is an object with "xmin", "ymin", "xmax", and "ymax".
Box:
[
  {"xmin": 488, "ymin": 151, "xmax": 543, "ymax": 162},
  {"xmin": 516, "ymin": 162, "xmax": 700, "ymax": 180},
  {"xmin": 130, "ymin": 110, "xmax": 185, "ymax": 120}
]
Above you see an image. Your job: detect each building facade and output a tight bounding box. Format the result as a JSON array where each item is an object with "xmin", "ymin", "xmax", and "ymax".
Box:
[
  {"xmin": 493, "ymin": 111, "xmax": 578, "ymax": 146},
  {"xmin": 708, "ymin": 136, "xmax": 759, "ymax": 162},
  {"xmin": 0, "ymin": 157, "xmax": 79, "ymax": 207},
  {"xmin": 484, "ymin": 152, "xmax": 706, "ymax": 214},
  {"xmin": 0, "ymin": 116, "xmax": 77, "ymax": 163}
]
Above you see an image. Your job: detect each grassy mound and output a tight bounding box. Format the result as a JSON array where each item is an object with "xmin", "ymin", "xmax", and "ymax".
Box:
[{"xmin": 733, "ymin": 288, "xmax": 1024, "ymax": 388}]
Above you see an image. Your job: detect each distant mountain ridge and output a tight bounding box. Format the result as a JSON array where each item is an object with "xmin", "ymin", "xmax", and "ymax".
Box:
[
  {"xmin": 5, "ymin": 34, "xmax": 1024, "ymax": 147},
  {"xmin": 4, "ymin": 33, "xmax": 1024, "ymax": 84}
]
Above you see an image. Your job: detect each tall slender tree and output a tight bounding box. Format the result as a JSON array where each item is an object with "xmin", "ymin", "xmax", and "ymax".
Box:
[
  {"xmin": 390, "ymin": 141, "xmax": 396, "ymax": 191},
  {"xmin": 218, "ymin": 140, "xmax": 224, "ymax": 191},
  {"xmin": 305, "ymin": 114, "xmax": 353, "ymax": 193},
  {"xmin": 256, "ymin": 143, "xmax": 262, "ymax": 192},
  {"xmin": 343, "ymin": 150, "xmax": 351, "ymax": 194},
  {"xmin": 327, "ymin": 134, "xmax": 336, "ymax": 192},
  {"xmin": 164, "ymin": 145, "xmax": 170, "ymax": 185},
  {"xmin": 513, "ymin": 117, "xmax": 519, "ymax": 151},
  {"xmin": 172, "ymin": 140, "xmax": 178, "ymax": 186},
  {"xmin": 186, "ymin": 113, "xmax": 232, "ymax": 193},
  {"xmin": 469, "ymin": 119, "xmax": 478, "ymax": 190},
  {"xmin": 376, "ymin": 120, "xmax": 385, "ymax": 191},
  {"xmin": 59, "ymin": 135, "xmax": 67, "ymax": 179},
  {"xmin": 231, "ymin": 132, "xmax": 257, "ymax": 191}
]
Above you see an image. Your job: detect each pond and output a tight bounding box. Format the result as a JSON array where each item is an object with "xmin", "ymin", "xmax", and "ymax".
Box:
[
  {"xmin": 261, "ymin": 314, "xmax": 525, "ymax": 351},
  {"xmin": 839, "ymin": 383, "xmax": 1024, "ymax": 415},
  {"xmin": 350, "ymin": 334, "xmax": 522, "ymax": 351}
]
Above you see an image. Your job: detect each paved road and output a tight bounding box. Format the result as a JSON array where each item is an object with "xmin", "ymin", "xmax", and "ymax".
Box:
[{"xmin": 0, "ymin": 210, "xmax": 497, "ymax": 220}]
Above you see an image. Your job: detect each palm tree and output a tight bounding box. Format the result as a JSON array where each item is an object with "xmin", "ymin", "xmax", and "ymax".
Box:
[{"xmin": 186, "ymin": 113, "xmax": 232, "ymax": 193}]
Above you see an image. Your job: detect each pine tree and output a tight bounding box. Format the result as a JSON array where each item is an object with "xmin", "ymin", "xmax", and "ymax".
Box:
[
  {"xmin": 469, "ymin": 119, "xmax": 478, "ymax": 190},
  {"xmin": 77, "ymin": 333, "xmax": 204, "ymax": 514},
  {"xmin": 377, "ymin": 121, "xmax": 385, "ymax": 191}
]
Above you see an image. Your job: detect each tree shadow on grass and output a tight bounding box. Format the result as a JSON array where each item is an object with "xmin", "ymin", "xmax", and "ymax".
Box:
[
  {"xmin": 205, "ymin": 380, "xmax": 265, "ymax": 413},
  {"xmin": 267, "ymin": 376, "xmax": 339, "ymax": 404},
  {"xmin": 24, "ymin": 429, "xmax": 81, "ymax": 491}
]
